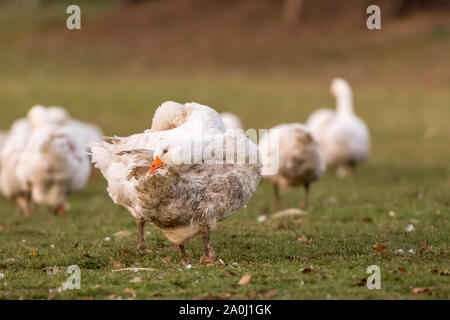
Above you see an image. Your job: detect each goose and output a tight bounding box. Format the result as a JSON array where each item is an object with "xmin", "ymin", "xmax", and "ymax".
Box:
[
  {"xmin": 16, "ymin": 106, "xmax": 91, "ymax": 215},
  {"xmin": 89, "ymin": 101, "xmax": 261, "ymax": 264},
  {"xmin": 221, "ymin": 112, "xmax": 244, "ymax": 131},
  {"xmin": 0, "ymin": 105, "xmax": 91, "ymax": 216},
  {"xmin": 259, "ymin": 123, "xmax": 325, "ymax": 209},
  {"xmin": 0, "ymin": 119, "xmax": 32, "ymax": 214},
  {"xmin": 306, "ymin": 78, "xmax": 370, "ymax": 178}
]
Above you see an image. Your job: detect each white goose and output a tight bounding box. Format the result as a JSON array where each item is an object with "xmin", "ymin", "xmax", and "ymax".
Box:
[
  {"xmin": 259, "ymin": 123, "xmax": 325, "ymax": 209},
  {"xmin": 0, "ymin": 119, "xmax": 31, "ymax": 213},
  {"xmin": 89, "ymin": 101, "xmax": 261, "ymax": 264},
  {"xmin": 221, "ymin": 112, "xmax": 244, "ymax": 131},
  {"xmin": 1, "ymin": 106, "xmax": 92, "ymax": 216},
  {"xmin": 306, "ymin": 78, "xmax": 370, "ymax": 178}
]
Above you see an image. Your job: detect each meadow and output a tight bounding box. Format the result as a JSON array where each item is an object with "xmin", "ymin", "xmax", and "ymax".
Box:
[{"xmin": 0, "ymin": 1, "xmax": 448, "ymax": 299}]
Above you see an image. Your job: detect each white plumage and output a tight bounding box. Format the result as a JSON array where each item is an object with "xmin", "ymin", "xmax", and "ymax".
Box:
[
  {"xmin": 89, "ymin": 101, "xmax": 261, "ymax": 264},
  {"xmin": 0, "ymin": 105, "xmax": 101, "ymax": 216},
  {"xmin": 0, "ymin": 130, "xmax": 9, "ymax": 175},
  {"xmin": 306, "ymin": 78, "xmax": 370, "ymax": 178},
  {"xmin": 259, "ymin": 123, "xmax": 325, "ymax": 209},
  {"xmin": 221, "ymin": 112, "xmax": 244, "ymax": 131}
]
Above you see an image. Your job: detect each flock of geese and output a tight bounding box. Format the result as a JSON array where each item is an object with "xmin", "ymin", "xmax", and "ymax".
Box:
[{"xmin": 0, "ymin": 78, "xmax": 369, "ymax": 264}]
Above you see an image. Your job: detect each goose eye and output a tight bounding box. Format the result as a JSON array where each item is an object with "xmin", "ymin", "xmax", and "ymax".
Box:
[{"xmin": 162, "ymin": 149, "xmax": 168, "ymax": 154}]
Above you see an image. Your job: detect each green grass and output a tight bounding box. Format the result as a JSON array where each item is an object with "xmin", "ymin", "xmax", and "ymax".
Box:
[
  {"xmin": 0, "ymin": 2, "xmax": 449, "ymax": 300},
  {"xmin": 0, "ymin": 71, "xmax": 448, "ymax": 300}
]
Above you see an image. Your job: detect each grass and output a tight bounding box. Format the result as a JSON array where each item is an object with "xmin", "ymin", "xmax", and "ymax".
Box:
[{"xmin": 0, "ymin": 2, "xmax": 449, "ymax": 300}]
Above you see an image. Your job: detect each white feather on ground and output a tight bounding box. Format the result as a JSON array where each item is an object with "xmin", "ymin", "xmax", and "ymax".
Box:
[
  {"xmin": 306, "ymin": 78, "xmax": 370, "ymax": 178},
  {"xmin": 259, "ymin": 123, "xmax": 325, "ymax": 209}
]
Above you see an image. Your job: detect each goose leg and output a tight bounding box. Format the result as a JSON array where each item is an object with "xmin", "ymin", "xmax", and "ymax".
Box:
[
  {"xmin": 136, "ymin": 217, "xmax": 147, "ymax": 252},
  {"xmin": 199, "ymin": 225, "xmax": 215, "ymax": 264},
  {"xmin": 300, "ymin": 183, "xmax": 310, "ymax": 209},
  {"xmin": 273, "ymin": 183, "xmax": 281, "ymax": 210},
  {"xmin": 17, "ymin": 194, "xmax": 34, "ymax": 218},
  {"xmin": 179, "ymin": 245, "xmax": 190, "ymax": 265}
]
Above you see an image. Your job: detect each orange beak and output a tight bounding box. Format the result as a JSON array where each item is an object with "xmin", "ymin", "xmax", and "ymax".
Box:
[{"xmin": 147, "ymin": 156, "xmax": 165, "ymax": 175}]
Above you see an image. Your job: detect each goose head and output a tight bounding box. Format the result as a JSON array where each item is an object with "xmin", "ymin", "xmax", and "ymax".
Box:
[
  {"xmin": 150, "ymin": 101, "xmax": 186, "ymax": 132},
  {"xmin": 147, "ymin": 140, "xmax": 195, "ymax": 176},
  {"xmin": 330, "ymin": 78, "xmax": 354, "ymax": 114}
]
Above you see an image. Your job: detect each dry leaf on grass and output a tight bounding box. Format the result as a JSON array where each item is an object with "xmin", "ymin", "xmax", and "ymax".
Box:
[
  {"xmin": 301, "ymin": 268, "xmax": 313, "ymax": 273},
  {"xmin": 149, "ymin": 292, "xmax": 164, "ymax": 297},
  {"xmin": 161, "ymin": 257, "xmax": 171, "ymax": 264},
  {"xmin": 362, "ymin": 217, "xmax": 373, "ymax": 223},
  {"xmin": 29, "ymin": 251, "xmax": 37, "ymax": 257},
  {"xmin": 262, "ymin": 289, "xmax": 278, "ymax": 298},
  {"xmin": 111, "ymin": 260, "xmax": 123, "ymax": 268},
  {"xmin": 238, "ymin": 273, "xmax": 252, "ymax": 285},
  {"xmin": 123, "ymin": 288, "xmax": 136, "ymax": 298},
  {"xmin": 372, "ymin": 244, "xmax": 387, "ymax": 254},
  {"xmin": 412, "ymin": 286, "xmax": 435, "ymax": 294},
  {"xmin": 397, "ymin": 267, "xmax": 406, "ymax": 273},
  {"xmin": 122, "ymin": 250, "xmax": 134, "ymax": 258},
  {"xmin": 114, "ymin": 230, "xmax": 131, "ymax": 240}
]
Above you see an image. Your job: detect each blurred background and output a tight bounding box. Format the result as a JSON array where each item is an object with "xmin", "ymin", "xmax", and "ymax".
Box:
[{"xmin": 0, "ymin": 0, "xmax": 449, "ymax": 166}]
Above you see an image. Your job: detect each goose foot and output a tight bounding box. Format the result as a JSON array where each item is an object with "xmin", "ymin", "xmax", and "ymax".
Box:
[
  {"xmin": 200, "ymin": 254, "xmax": 215, "ymax": 265},
  {"xmin": 53, "ymin": 203, "xmax": 67, "ymax": 216},
  {"xmin": 137, "ymin": 242, "xmax": 147, "ymax": 252}
]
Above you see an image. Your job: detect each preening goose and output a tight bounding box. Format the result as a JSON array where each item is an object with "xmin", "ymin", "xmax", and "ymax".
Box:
[
  {"xmin": 306, "ymin": 78, "xmax": 370, "ymax": 178},
  {"xmin": 89, "ymin": 101, "xmax": 261, "ymax": 264},
  {"xmin": 259, "ymin": 123, "xmax": 325, "ymax": 209},
  {"xmin": 221, "ymin": 112, "xmax": 244, "ymax": 131}
]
